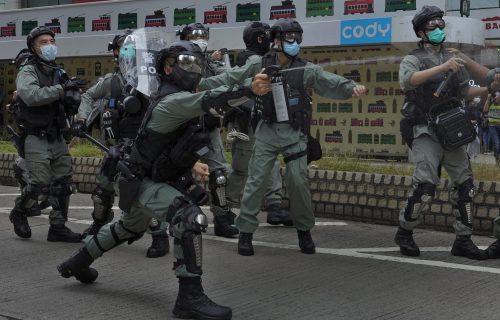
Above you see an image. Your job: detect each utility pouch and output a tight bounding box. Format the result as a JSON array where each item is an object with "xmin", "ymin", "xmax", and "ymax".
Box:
[
  {"xmin": 400, "ymin": 117, "xmax": 415, "ymax": 149},
  {"xmin": 101, "ymin": 145, "xmax": 121, "ymax": 180},
  {"xmin": 432, "ymin": 107, "xmax": 476, "ymax": 150},
  {"xmin": 307, "ymin": 134, "xmax": 322, "ymax": 163},
  {"xmin": 116, "ymin": 160, "xmax": 141, "ymax": 212},
  {"xmin": 7, "ymin": 125, "xmax": 26, "ymax": 158}
]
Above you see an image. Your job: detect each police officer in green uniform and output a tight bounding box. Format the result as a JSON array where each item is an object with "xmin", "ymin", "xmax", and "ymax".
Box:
[
  {"xmin": 57, "ymin": 41, "xmax": 253, "ymax": 320},
  {"xmin": 225, "ymin": 21, "xmax": 292, "ymax": 226},
  {"xmin": 9, "ymin": 26, "xmax": 81, "ymax": 242},
  {"xmin": 74, "ymin": 32, "xmax": 169, "ymax": 258},
  {"xmin": 178, "ymin": 23, "xmax": 239, "ymax": 238},
  {"xmin": 395, "ymin": 6, "xmax": 487, "ymax": 260},
  {"xmin": 200, "ymin": 19, "xmax": 366, "ymax": 256},
  {"xmin": 7, "ymin": 49, "xmax": 52, "ymax": 216}
]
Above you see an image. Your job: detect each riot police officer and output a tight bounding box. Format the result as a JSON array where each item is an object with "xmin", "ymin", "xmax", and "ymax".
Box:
[
  {"xmin": 9, "ymin": 26, "xmax": 81, "ymax": 242},
  {"xmin": 199, "ymin": 19, "xmax": 366, "ymax": 256},
  {"xmin": 396, "ymin": 6, "xmax": 487, "ymax": 260},
  {"xmin": 178, "ymin": 23, "xmax": 239, "ymax": 238},
  {"xmin": 74, "ymin": 32, "xmax": 169, "ymax": 258},
  {"xmin": 7, "ymin": 49, "xmax": 51, "ymax": 216},
  {"xmin": 57, "ymin": 40, "xmax": 250, "ymax": 320},
  {"xmin": 225, "ymin": 21, "xmax": 292, "ymax": 226}
]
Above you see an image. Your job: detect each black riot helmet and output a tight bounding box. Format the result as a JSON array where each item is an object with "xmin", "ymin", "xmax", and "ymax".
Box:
[
  {"xmin": 243, "ymin": 21, "xmax": 271, "ymax": 55},
  {"xmin": 12, "ymin": 48, "xmax": 33, "ymax": 69},
  {"xmin": 177, "ymin": 22, "xmax": 210, "ymax": 41},
  {"xmin": 108, "ymin": 29, "xmax": 133, "ymax": 56},
  {"xmin": 412, "ymin": 5, "xmax": 444, "ymax": 37},
  {"xmin": 270, "ymin": 19, "xmax": 303, "ymax": 43},
  {"xmin": 26, "ymin": 26, "xmax": 55, "ymax": 53},
  {"xmin": 155, "ymin": 40, "xmax": 205, "ymax": 92}
]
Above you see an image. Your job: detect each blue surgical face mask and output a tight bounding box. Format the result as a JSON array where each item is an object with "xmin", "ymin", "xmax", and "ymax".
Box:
[
  {"xmin": 39, "ymin": 44, "xmax": 57, "ymax": 61},
  {"xmin": 426, "ymin": 28, "xmax": 446, "ymax": 46},
  {"xmin": 283, "ymin": 41, "xmax": 300, "ymax": 57}
]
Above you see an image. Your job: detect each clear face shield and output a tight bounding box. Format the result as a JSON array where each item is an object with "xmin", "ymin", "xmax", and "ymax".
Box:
[
  {"xmin": 118, "ymin": 28, "xmax": 169, "ymax": 97},
  {"xmin": 188, "ymin": 29, "xmax": 209, "ymax": 41}
]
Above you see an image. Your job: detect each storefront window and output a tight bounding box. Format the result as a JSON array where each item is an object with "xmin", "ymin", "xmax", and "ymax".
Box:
[{"xmin": 447, "ymin": 0, "xmax": 499, "ymax": 10}]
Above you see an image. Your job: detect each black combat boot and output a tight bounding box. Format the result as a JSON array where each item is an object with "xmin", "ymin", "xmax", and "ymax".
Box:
[
  {"xmin": 214, "ymin": 213, "xmax": 239, "ymax": 238},
  {"xmin": 146, "ymin": 233, "xmax": 170, "ymax": 258},
  {"xmin": 451, "ymin": 235, "xmax": 488, "ymax": 260},
  {"xmin": 297, "ymin": 230, "xmax": 316, "ymax": 254},
  {"xmin": 57, "ymin": 247, "xmax": 98, "ymax": 284},
  {"xmin": 9, "ymin": 208, "xmax": 31, "ymax": 239},
  {"xmin": 173, "ymin": 277, "xmax": 232, "ymax": 320},
  {"xmin": 266, "ymin": 204, "xmax": 293, "ymax": 226},
  {"xmin": 394, "ymin": 227, "xmax": 420, "ymax": 257},
  {"xmin": 486, "ymin": 240, "xmax": 500, "ymax": 259},
  {"xmin": 237, "ymin": 232, "xmax": 254, "ymax": 256},
  {"xmin": 47, "ymin": 224, "xmax": 82, "ymax": 243}
]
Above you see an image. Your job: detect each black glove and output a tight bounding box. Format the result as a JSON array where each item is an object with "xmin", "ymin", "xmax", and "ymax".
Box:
[
  {"xmin": 201, "ymin": 86, "xmax": 253, "ymax": 116},
  {"xmin": 63, "ymin": 90, "xmax": 81, "ymax": 115},
  {"xmin": 71, "ymin": 120, "xmax": 87, "ymax": 138},
  {"xmin": 62, "ymin": 77, "xmax": 84, "ymax": 91}
]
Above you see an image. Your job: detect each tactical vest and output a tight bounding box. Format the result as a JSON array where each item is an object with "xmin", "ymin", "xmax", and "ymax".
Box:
[
  {"xmin": 254, "ymin": 54, "xmax": 311, "ymax": 132},
  {"xmin": 404, "ymin": 47, "xmax": 463, "ymax": 124},
  {"xmin": 487, "ymin": 103, "xmax": 500, "ymax": 125},
  {"xmin": 16, "ymin": 61, "xmax": 64, "ymax": 131},
  {"xmin": 106, "ymin": 73, "xmax": 149, "ymax": 140},
  {"xmin": 235, "ymin": 50, "xmax": 258, "ymax": 67},
  {"xmin": 130, "ymin": 82, "xmax": 210, "ymax": 182}
]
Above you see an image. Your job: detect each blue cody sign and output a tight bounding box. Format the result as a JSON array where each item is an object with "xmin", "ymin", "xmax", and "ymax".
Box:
[{"xmin": 340, "ymin": 17, "xmax": 392, "ymax": 45}]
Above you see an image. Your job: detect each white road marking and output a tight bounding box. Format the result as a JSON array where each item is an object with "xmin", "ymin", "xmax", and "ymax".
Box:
[
  {"xmin": 1, "ymin": 207, "xmax": 497, "ymax": 274},
  {"xmin": 203, "ymin": 236, "xmax": 500, "ymax": 275},
  {"xmin": 0, "ymin": 209, "xmax": 347, "ymax": 228}
]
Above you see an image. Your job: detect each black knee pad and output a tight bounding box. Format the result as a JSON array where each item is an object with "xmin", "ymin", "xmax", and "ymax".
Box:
[
  {"xmin": 51, "ymin": 176, "xmax": 74, "ymax": 197},
  {"xmin": 177, "ymin": 231, "xmax": 203, "ymax": 275},
  {"xmin": 91, "ymin": 186, "xmax": 115, "ymax": 222},
  {"xmin": 181, "ymin": 204, "xmax": 209, "ymax": 233},
  {"xmin": 404, "ymin": 183, "xmax": 436, "ymax": 222},
  {"xmin": 209, "ymin": 169, "xmax": 227, "ymax": 208},
  {"xmin": 458, "ymin": 178, "xmax": 475, "ymax": 202}
]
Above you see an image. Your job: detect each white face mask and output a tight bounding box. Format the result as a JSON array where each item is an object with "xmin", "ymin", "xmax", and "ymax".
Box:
[
  {"xmin": 192, "ymin": 39, "xmax": 208, "ymax": 53},
  {"xmin": 39, "ymin": 44, "xmax": 58, "ymax": 61}
]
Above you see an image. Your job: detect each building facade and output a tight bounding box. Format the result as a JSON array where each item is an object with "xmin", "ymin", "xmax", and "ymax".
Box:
[{"xmin": 0, "ymin": 0, "xmax": 494, "ymax": 158}]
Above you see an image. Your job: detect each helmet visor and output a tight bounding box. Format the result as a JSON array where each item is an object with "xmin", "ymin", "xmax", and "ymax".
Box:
[
  {"xmin": 282, "ymin": 32, "xmax": 302, "ymax": 44},
  {"xmin": 188, "ymin": 29, "xmax": 209, "ymax": 41},
  {"xmin": 177, "ymin": 54, "xmax": 203, "ymax": 74},
  {"xmin": 424, "ymin": 18, "xmax": 445, "ymax": 31}
]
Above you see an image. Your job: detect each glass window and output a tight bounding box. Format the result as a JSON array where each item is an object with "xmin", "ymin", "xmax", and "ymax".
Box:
[{"xmin": 447, "ymin": 0, "xmax": 499, "ymax": 10}]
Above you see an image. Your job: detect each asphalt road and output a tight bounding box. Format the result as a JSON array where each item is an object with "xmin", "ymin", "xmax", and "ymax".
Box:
[{"xmin": 0, "ymin": 184, "xmax": 499, "ymax": 320}]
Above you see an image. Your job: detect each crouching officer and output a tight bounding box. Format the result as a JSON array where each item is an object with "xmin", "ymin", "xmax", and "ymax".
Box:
[
  {"xmin": 225, "ymin": 21, "xmax": 292, "ymax": 226},
  {"xmin": 396, "ymin": 6, "xmax": 487, "ymax": 260},
  {"xmin": 57, "ymin": 41, "xmax": 252, "ymax": 319},
  {"xmin": 74, "ymin": 31, "xmax": 169, "ymax": 258},
  {"xmin": 200, "ymin": 19, "xmax": 366, "ymax": 256},
  {"xmin": 178, "ymin": 23, "xmax": 240, "ymax": 238},
  {"xmin": 10, "ymin": 26, "xmax": 81, "ymax": 242}
]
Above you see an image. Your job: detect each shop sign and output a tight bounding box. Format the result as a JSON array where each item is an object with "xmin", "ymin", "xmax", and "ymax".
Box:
[{"xmin": 340, "ymin": 17, "xmax": 392, "ymax": 45}]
